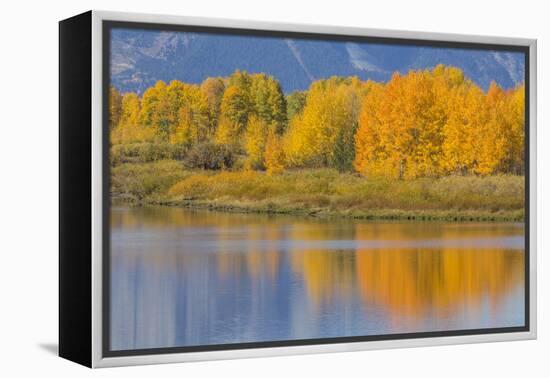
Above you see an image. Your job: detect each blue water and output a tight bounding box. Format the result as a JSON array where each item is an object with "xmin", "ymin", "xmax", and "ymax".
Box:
[{"xmin": 110, "ymin": 206, "xmax": 525, "ymax": 351}]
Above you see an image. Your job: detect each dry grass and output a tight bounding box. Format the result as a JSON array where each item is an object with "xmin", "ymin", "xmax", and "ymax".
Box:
[
  {"xmin": 110, "ymin": 162, "xmax": 524, "ymax": 220},
  {"xmin": 162, "ymin": 168, "xmax": 524, "ymax": 221},
  {"xmin": 111, "ymin": 160, "xmax": 189, "ymax": 201}
]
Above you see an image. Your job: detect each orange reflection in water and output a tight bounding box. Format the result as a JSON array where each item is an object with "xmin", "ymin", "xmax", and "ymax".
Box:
[
  {"xmin": 112, "ymin": 207, "xmax": 524, "ymax": 323},
  {"xmin": 286, "ymin": 222, "xmax": 524, "ymax": 319},
  {"xmin": 216, "ymin": 225, "xmax": 282, "ymax": 281},
  {"xmin": 353, "ymin": 223, "xmax": 524, "ymax": 320},
  {"xmin": 355, "ymin": 247, "xmax": 523, "ymax": 319},
  {"xmin": 288, "ymin": 223, "xmax": 356, "ymax": 305}
]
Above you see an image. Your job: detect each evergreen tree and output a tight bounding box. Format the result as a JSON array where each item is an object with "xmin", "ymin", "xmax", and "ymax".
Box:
[
  {"xmin": 332, "ymin": 121, "xmax": 357, "ymax": 172},
  {"xmin": 286, "ymin": 91, "xmax": 307, "ymax": 121}
]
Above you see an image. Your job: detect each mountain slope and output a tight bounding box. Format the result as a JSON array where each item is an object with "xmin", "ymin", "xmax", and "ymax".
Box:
[{"xmin": 110, "ymin": 29, "xmax": 525, "ymax": 94}]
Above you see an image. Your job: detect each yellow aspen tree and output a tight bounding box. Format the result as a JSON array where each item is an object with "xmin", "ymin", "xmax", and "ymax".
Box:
[
  {"xmin": 170, "ymin": 106, "xmax": 194, "ymax": 146},
  {"xmin": 284, "ymin": 78, "xmax": 359, "ymax": 167},
  {"xmin": 159, "ymin": 82, "xmax": 210, "ymax": 146},
  {"xmin": 355, "ymin": 66, "xmax": 467, "ymax": 179},
  {"xmin": 139, "ymin": 81, "xmax": 170, "ymax": 139},
  {"xmin": 354, "ymin": 84, "xmax": 386, "ymax": 176},
  {"xmin": 490, "ymin": 84, "xmax": 525, "ymax": 175},
  {"xmin": 244, "ymin": 115, "xmax": 269, "ymax": 170},
  {"xmin": 215, "ymin": 116, "xmax": 241, "ymax": 146},
  {"xmin": 264, "ymin": 130, "xmax": 286, "ymax": 175},
  {"xmin": 442, "ymin": 83, "xmax": 487, "ymax": 174},
  {"xmin": 217, "ymin": 85, "xmax": 250, "ymax": 145},
  {"xmin": 184, "ymin": 86, "xmax": 210, "ymax": 142},
  {"xmin": 200, "ymin": 77, "xmax": 225, "ymax": 131},
  {"xmin": 111, "ymin": 92, "xmax": 156, "ymax": 144},
  {"xmin": 109, "ymin": 86, "xmax": 122, "ymax": 130},
  {"xmin": 507, "ymin": 84, "xmax": 526, "ymax": 174},
  {"xmin": 355, "ymin": 72, "xmax": 411, "ymax": 178},
  {"xmin": 165, "ymin": 80, "xmax": 187, "ymax": 125},
  {"xmin": 473, "ymin": 82, "xmax": 509, "ymax": 175}
]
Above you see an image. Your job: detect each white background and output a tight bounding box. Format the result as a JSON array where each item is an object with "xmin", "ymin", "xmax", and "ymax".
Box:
[{"xmin": 0, "ymin": 0, "xmax": 546, "ymax": 376}]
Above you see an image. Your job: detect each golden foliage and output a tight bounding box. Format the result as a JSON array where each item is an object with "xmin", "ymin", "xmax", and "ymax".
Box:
[
  {"xmin": 354, "ymin": 225, "xmax": 524, "ymax": 316},
  {"xmin": 354, "ymin": 65, "xmax": 524, "ymax": 178},
  {"xmin": 111, "ymin": 93, "xmax": 156, "ymax": 144},
  {"xmin": 215, "ymin": 116, "xmax": 241, "ymax": 146},
  {"xmin": 264, "ymin": 130, "xmax": 286, "ymax": 175},
  {"xmin": 284, "ymin": 77, "xmax": 372, "ymax": 168},
  {"xmin": 200, "ymin": 77, "xmax": 226, "ymax": 130},
  {"xmin": 219, "ymin": 84, "xmax": 250, "ymax": 131},
  {"xmin": 169, "ymin": 87, "xmax": 210, "ymax": 146},
  {"xmin": 109, "ymin": 86, "xmax": 122, "ymax": 129},
  {"xmin": 110, "ymin": 67, "xmax": 524, "ymax": 179},
  {"xmin": 244, "ymin": 115, "xmax": 269, "ymax": 169}
]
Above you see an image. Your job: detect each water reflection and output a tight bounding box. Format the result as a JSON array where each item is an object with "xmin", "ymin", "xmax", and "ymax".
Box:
[{"xmin": 110, "ymin": 206, "xmax": 525, "ymax": 351}]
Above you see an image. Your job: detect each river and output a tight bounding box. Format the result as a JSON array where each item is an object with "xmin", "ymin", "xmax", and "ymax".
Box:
[{"xmin": 109, "ymin": 206, "xmax": 525, "ymax": 351}]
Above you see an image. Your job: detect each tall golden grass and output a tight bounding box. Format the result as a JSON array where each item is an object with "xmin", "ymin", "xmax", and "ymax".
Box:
[{"xmin": 110, "ymin": 160, "xmax": 524, "ymax": 220}]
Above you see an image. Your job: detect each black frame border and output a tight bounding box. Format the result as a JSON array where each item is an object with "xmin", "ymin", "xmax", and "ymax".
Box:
[
  {"xmin": 59, "ymin": 11, "xmax": 93, "ymax": 367},
  {"xmin": 102, "ymin": 20, "xmax": 530, "ymax": 358}
]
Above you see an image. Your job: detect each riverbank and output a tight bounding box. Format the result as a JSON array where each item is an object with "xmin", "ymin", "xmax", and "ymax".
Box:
[{"xmin": 110, "ymin": 160, "xmax": 525, "ymax": 222}]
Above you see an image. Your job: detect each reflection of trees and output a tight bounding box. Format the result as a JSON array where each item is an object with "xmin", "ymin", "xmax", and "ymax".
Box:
[
  {"xmin": 246, "ymin": 227, "xmax": 281, "ymax": 280},
  {"xmin": 355, "ymin": 248, "xmax": 523, "ymax": 318},
  {"xmin": 111, "ymin": 206, "xmax": 249, "ymax": 229},
  {"xmin": 354, "ymin": 223, "xmax": 524, "ymax": 318},
  {"xmin": 216, "ymin": 225, "xmax": 283, "ymax": 281},
  {"xmin": 113, "ymin": 207, "xmax": 524, "ymax": 321},
  {"xmin": 349, "ymin": 222, "xmax": 523, "ymax": 241},
  {"xmin": 290, "ymin": 223, "xmax": 523, "ymax": 315},
  {"xmin": 288, "ymin": 224, "xmax": 356, "ymax": 305},
  {"xmin": 112, "ymin": 206, "xmax": 338, "ymax": 229},
  {"xmin": 286, "ymin": 222, "xmax": 524, "ymax": 314},
  {"xmin": 292, "ymin": 249, "xmax": 355, "ymax": 306}
]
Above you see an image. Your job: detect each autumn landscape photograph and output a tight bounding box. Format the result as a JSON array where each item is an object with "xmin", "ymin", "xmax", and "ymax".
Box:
[{"xmin": 107, "ymin": 26, "xmax": 526, "ymax": 352}]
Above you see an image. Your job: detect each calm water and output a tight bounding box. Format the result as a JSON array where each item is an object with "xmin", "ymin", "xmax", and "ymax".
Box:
[{"xmin": 110, "ymin": 206, "xmax": 525, "ymax": 351}]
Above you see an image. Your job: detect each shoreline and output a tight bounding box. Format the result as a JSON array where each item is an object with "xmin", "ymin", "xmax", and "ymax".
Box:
[
  {"xmin": 110, "ymin": 163, "xmax": 525, "ymax": 223},
  {"xmin": 112, "ymin": 196, "xmax": 524, "ymax": 222}
]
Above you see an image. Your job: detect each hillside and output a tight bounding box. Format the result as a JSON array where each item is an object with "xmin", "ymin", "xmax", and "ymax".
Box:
[{"xmin": 110, "ymin": 29, "xmax": 525, "ymax": 94}]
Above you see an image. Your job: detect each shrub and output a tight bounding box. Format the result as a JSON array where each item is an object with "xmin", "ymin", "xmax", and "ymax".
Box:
[
  {"xmin": 184, "ymin": 142, "xmax": 236, "ymax": 170},
  {"xmin": 110, "ymin": 143, "xmax": 187, "ymax": 166}
]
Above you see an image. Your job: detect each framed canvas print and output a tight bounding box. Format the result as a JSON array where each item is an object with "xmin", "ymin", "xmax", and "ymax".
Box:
[{"xmin": 59, "ymin": 10, "xmax": 537, "ymax": 368}]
